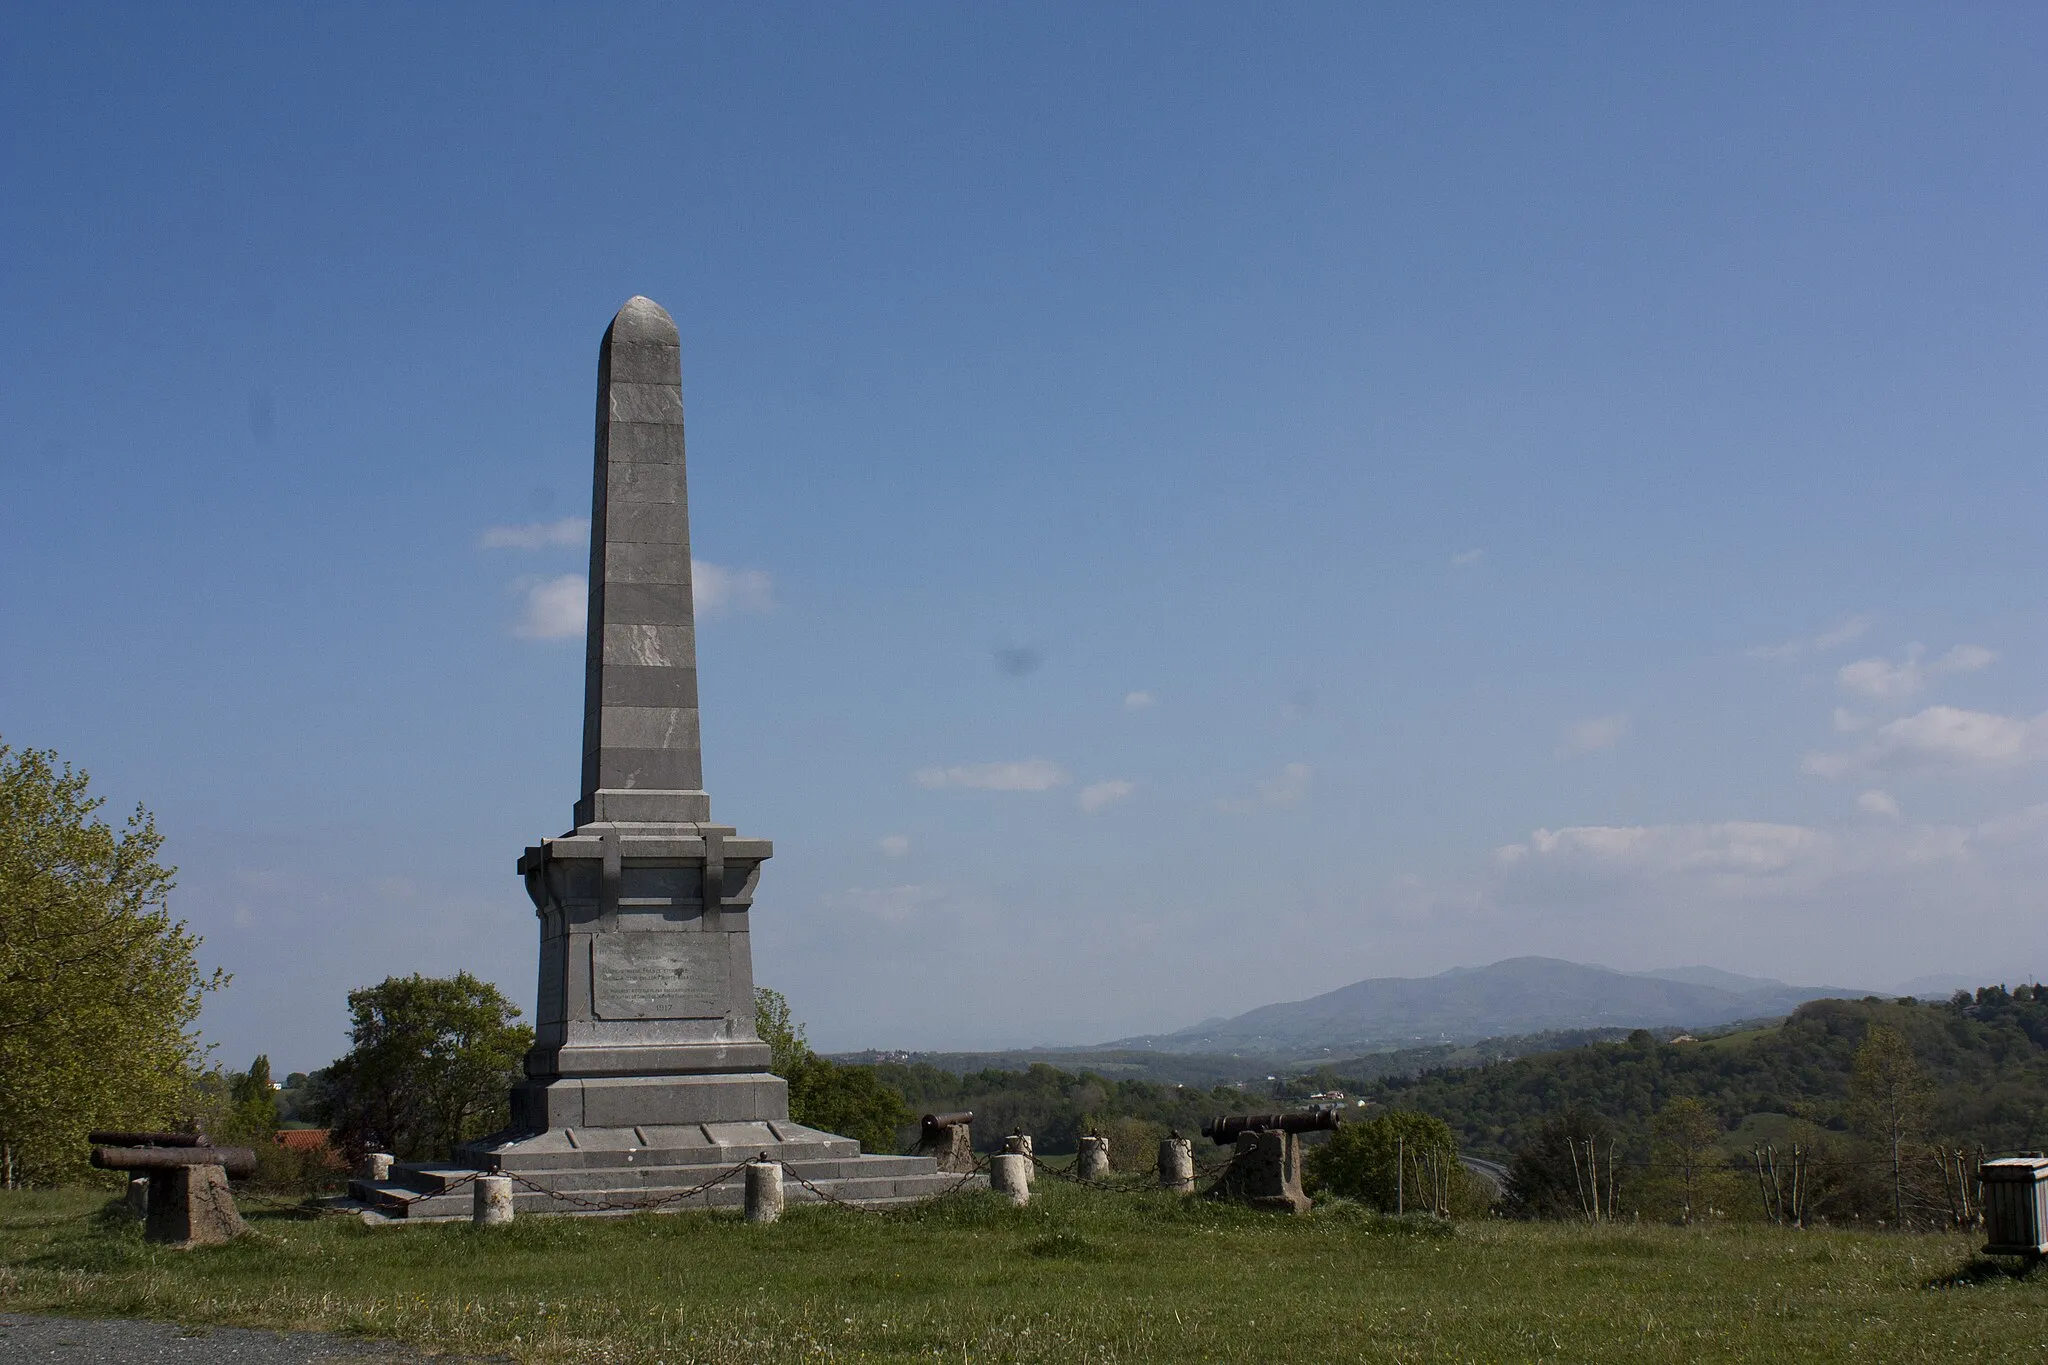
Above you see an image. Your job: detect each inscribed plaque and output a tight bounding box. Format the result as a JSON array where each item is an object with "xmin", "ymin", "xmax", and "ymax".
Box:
[{"xmin": 591, "ymin": 934, "xmax": 726, "ymax": 1020}]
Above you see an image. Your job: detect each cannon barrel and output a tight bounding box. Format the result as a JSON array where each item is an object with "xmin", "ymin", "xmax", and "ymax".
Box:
[
  {"xmin": 1200, "ymin": 1108, "xmax": 1342, "ymax": 1145},
  {"xmin": 91, "ymin": 1145, "xmax": 257, "ymax": 1176},
  {"xmin": 921, "ymin": 1111, "xmax": 974, "ymax": 1133},
  {"xmin": 87, "ymin": 1131, "xmax": 211, "ymax": 1148}
]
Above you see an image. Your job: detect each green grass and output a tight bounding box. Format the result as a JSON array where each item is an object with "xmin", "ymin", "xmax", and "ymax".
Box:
[{"xmin": 2, "ymin": 1184, "xmax": 2043, "ymax": 1363}]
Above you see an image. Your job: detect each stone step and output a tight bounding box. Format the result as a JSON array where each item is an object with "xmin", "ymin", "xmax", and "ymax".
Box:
[
  {"xmin": 352, "ymin": 1167, "xmax": 979, "ymax": 1220},
  {"xmin": 384, "ymin": 1154, "xmax": 941, "ymax": 1197}
]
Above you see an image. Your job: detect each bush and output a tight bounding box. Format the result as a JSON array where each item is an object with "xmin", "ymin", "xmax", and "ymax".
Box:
[{"xmin": 1308, "ymin": 1110, "xmax": 1481, "ymax": 1215}]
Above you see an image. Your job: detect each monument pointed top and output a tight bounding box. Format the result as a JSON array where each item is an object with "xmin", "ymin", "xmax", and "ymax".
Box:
[{"xmin": 607, "ymin": 295, "xmax": 679, "ymax": 347}]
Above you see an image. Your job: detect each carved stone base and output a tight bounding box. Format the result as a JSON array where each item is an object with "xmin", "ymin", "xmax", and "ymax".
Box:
[{"xmin": 145, "ymin": 1165, "xmax": 246, "ymax": 1246}]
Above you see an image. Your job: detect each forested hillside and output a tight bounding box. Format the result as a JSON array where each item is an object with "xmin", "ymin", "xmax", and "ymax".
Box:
[{"xmin": 1350, "ymin": 988, "xmax": 2048, "ymax": 1161}]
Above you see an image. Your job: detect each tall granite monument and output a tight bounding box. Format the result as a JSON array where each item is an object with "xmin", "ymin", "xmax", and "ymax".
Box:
[{"xmin": 353, "ymin": 298, "xmax": 963, "ymax": 1216}]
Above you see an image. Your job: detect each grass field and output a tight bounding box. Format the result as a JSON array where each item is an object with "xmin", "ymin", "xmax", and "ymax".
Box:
[{"xmin": 2, "ymin": 1182, "xmax": 2042, "ymax": 1363}]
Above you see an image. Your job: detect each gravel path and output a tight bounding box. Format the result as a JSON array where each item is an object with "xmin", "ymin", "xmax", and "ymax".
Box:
[{"xmin": 0, "ymin": 1314, "xmax": 446, "ymax": 1362}]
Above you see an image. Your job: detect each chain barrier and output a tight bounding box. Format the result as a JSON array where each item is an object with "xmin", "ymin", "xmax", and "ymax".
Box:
[{"xmin": 501, "ymin": 1159, "xmax": 753, "ymax": 1215}]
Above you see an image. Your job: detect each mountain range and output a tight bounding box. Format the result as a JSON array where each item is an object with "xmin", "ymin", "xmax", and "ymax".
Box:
[{"xmin": 1102, "ymin": 957, "xmax": 1869, "ymax": 1060}]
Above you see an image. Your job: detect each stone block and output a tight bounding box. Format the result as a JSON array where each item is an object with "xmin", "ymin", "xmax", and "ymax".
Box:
[
  {"xmin": 600, "ymin": 582, "xmax": 694, "ymax": 626},
  {"xmin": 604, "ymin": 339, "xmax": 682, "ymax": 387},
  {"xmin": 474, "ymin": 1175, "xmax": 515, "ymax": 1225},
  {"xmin": 1078, "ymin": 1135, "xmax": 1111, "ymax": 1181},
  {"xmin": 607, "ymin": 460, "xmax": 685, "ymax": 507},
  {"xmin": 604, "ymin": 540, "xmax": 693, "ymax": 585},
  {"xmin": 144, "ymin": 1164, "xmax": 245, "ymax": 1246},
  {"xmin": 602, "ymin": 622, "xmax": 697, "ymax": 670},
  {"xmin": 602, "ymin": 421, "xmax": 688, "ymax": 464},
  {"xmin": 606, "ymin": 382, "xmax": 685, "ymax": 425},
  {"xmin": 599, "ymin": 663, "xmax": 700, "ymax": 709},
  {"xmin": 595, "ymin": 705, "xmax": 700, "ymax": 751},
  {"xmin": 1210, "ymin": 1131, "xmax": 1312, "ymax": 1214},
  {"xmin": 593, "ymin": 744, "xmax": 704, "ymax": 793},
  {"xmin": 601, "ymin": 501, "xmax": 688, "ymax": 546}
]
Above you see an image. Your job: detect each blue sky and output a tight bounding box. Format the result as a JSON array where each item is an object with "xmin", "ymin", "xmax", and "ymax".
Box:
[{"xmin": 5, "ymin": 4, "xmax": 2046, "ymax": 1071}]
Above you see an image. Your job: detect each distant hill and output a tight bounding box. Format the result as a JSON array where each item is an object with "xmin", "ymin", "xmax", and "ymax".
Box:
[{"xmin": 1106, "ymin": 957, "xmax": 1868, "ymax": 1060}]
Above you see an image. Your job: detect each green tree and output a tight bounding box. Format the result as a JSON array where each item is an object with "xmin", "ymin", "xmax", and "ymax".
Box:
[
  {"xmin": 753, "ymin": 986, "xmax": 813, "ymax": 1079},
  {"xmin": 1506, "ymin": 1109, "xmax": 1627, "ymax": 1221},
  {"xmin": 1849, "ymin": 1023, "xmax": 1931, "ymax": 1225},
  {"xmin": 754, "ymin": 985, "xmax": 911, "ymax": 1153},
  {"xmin": 226, "ymin": 1054, "xmax": 280, "ymax": 1140},
  {"xmin": 1306, "ymin": 1110, "xmax": 1464, "ymax": 1213},
  {"xmin": 313, "ymin": 973, "xmax": 531, "ymax": 1162},
  {"xmin": 1650, "ymin": 1096, "xmax": 1720, "ymax": 1225},
  {"xmin": 0, "ymin": 742, "xmax": 224, "ymax": 1186}
]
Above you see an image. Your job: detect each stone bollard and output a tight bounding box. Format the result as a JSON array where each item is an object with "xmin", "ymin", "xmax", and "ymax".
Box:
[
  {"xmin": 746, "ymin": 1160, "xmax": 784, "ymax": 1225},
  {"xmin": 1077, "ymin": 1135, "xmax": 1111, "ymax": 1182},
  {"xmin": 1003, "ymin": 1133, "xmax": 1035, "ymax": 1186},
  {"xmin": 473, "ymin": 1175, "xmax": 514, "ymax": 1226},
  {"xmin": 125, "ymin": 1176, "xmax": 150, "ymax": 1220},
  {"xmin": 991, "ymin": 1153, "xmax": 1031, "ymax": 1207},
  {"xmin": 363, "ymin": 1152, "xmax": 394, "ymax": 1181},
  {"xmin": 1158, "ymin": 1136, "xmax": 1195, "ymax": 1195}
]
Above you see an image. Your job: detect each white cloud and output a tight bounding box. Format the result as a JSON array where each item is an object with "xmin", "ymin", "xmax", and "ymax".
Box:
[
  {"xmin": 1078, "ymin": 779, "xmax": 1136, "ymax": 813},
  {"xmin": 1837, "ymin": 642, "xmax": 1996, "ymax": 703},
  {"xmin": 1857, "ymin": 789, "xmax": 1901, "ymax": 819},
  {"xmin": 1450, "ymin": 549, "xmax": 1484, "ymax": 568},
  {"xmin": 1560, "ymin": 714, "xmax": 1631, "ymax": 756},
  {"xmin": 515, "ymin": 575, "xmax": 587, "ymax": 639},
  {"xmin": 1124, "ymin": 690, "xmax": 1155, "ymax": 710},
  {"xmin": 1494, "ymin": 821, "xmax": 1830, "ymax": 879},
  {"xmin": 480, "ymin": 517, "xmax": 588, "ymax": 550},
  {"xmin": 1747, "ymin": 614, "xmax": 1872, "ymax": 662},
  {"xmin": 1805, "ymin": 705, "xmax": 2048, "ymax": 778},
  {"xmin": 1833, "ymin": 708, "xmax": 1870, "ymax": 733},
  {"xmin": 877, "ymin": 835, "xmax": 911, "ymax": 858},
  {"xmin": 913, "ymin": 759, "xmax": 1069, "ymax": 792},
  {"xmin": 692, "ymin": 561, "xmax": 775, "ymax": 617}
]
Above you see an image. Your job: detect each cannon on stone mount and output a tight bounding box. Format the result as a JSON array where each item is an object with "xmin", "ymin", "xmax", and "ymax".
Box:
[
  {"xmin": 1200, "ymin": 1107, "xmax": 1342, "ymax": 1145},
  {"xmin": 88, "ymin": 1132, "xmax": 253, "ymax": 1246}
]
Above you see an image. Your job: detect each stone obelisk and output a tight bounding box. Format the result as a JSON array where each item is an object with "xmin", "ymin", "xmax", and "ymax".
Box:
[
  {"xmin": 505, "ymin": 296, "xmax": 782, "ymax": 1134},
  {"xmin": 361, "ymin": 298, "xmax": 969, "ymax": 1217}
]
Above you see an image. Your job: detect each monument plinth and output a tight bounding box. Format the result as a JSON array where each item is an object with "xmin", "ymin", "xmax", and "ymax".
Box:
[{"xmin": 351, "ymin": 298, "xmax": 968, "ymax": 1218}]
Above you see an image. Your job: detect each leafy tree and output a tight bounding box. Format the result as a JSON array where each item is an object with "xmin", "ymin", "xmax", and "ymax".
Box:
[
  {"xmin": 312, "ymin": 973, "xmax": 531, "ymax": 1162},
  {"xmin": 791, "ymin": 1062, "xmax": 913, "ymax": 1154},
  {"xmin": 1506, "ymin": 1109, "xmax": 1628, "ymax": 1221},
  {"xmin": 1650, "ymin": 1097, "xmax": 1720, "ymax": 1225},
  {"xmin": 1307, "ymin": 1109, "xmax": 1467, "ymax": 1214},
  {"xmin": 754, "ymin": 986, "xmax": 813, "ymax": 1079},
  {"xmin": 754, "ymin": 985, "xmax": 911, "ymax": 1153},
  {"xmin": 1848, "ymin": 1022, "xmax": 1931, "ymax": 1224},
  {"xmin": 0, "ymin": 742, "xmax": 223, "ymax": 1186},
  {"xmin": 226, "ymin": 1054, "xmax": 280, "ymax": 1139}
]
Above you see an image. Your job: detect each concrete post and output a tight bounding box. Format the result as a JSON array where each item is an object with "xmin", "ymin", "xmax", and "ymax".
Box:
[
  {"xmin": 746, "ymin": 1160, "xmax": 784, "ymax": 1224},
  {"xmin": 1159, "ymin": 1137, "xmax": 1195, "ymax": 1194},
  {"xmin": 363, "ymin": 1152, "xmax": 394, "ymax": 1181},
  {"xmin": 125, "ymin": 1176, "xmax": 149, "ymax": 1219},
  {"xmin": 1003, "ymin": 1133, "xmax": 1035, "ymax": 1186},
  {"xmin": 1078, "ymin": 1135, "xmax": 1111, "ymax": 1182},
  {"xmin": 991, "ymin": 1153, "xmax": 1031, "ymax": 1206},
  {"xmin": 473, "ymin": 1175, "xmax": 515, "ymax": 1225}
]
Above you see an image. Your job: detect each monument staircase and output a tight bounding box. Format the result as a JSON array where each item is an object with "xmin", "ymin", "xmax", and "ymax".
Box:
[{"xmin": 350, "ymin": 1121, "xmax": 972, "ymax": 1221}]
